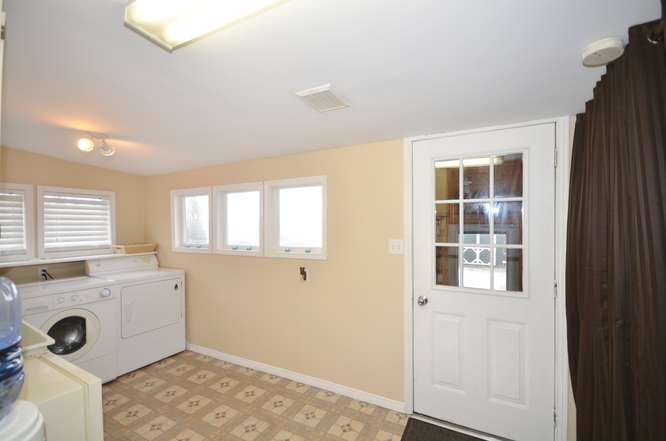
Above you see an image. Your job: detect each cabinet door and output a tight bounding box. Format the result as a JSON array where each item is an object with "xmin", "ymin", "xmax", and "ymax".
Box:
[{"xmin": 121, "ymin": 278, "xmax": 183, "ymax": 338}]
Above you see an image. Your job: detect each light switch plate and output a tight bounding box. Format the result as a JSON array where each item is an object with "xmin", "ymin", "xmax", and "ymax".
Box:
[{"xmin": 388, "ymin": 239, "xmax": 404, "ymax": 255}]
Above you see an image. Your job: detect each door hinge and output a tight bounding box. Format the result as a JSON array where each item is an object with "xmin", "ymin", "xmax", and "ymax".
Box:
[
  {"xmin": 554, "ymin": 281, "xmax": 558, "ymax": 299},
  {"xmin": 554, "ymin": 148, "xmax": 558, "ymax": 168},
  {"xmin": 1, "ymin": 25, "xmax": 5, "ymax": 41},
  {"xmin": 554, "ymin": 410, "xmax": 558, "ymax": 427}
]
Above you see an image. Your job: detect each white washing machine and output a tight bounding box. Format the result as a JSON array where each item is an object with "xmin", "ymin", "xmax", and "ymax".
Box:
[
  {"xmin": 20, "ymin": 277, "xmax": 119, "ymax": 383},
  {"xmin": 86, "ymin": 255, "xmax": 186, "ymax": 376}
]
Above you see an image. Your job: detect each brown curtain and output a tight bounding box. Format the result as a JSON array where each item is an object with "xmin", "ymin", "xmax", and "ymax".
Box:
[{"xmin": 566, "ymin": 19, "xmax": 666, "ymax": 441}]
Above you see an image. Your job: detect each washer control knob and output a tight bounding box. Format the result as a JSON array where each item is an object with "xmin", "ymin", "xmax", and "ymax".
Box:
[
  {"xmin": 57, "ymin": 296, "xmax": 65, "ymax": 304},
  {"xmin": 71, "ymin": 294, "xmax": 80, "ymax": 302},
  {"xmin": 100, "ymin": 288, "xmax": 112, "ymax": 298}
]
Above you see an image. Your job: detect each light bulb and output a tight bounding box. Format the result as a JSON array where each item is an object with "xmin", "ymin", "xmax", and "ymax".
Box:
[
  {"xmin": 77, "ymin": 138, "xmax": 95, "ymax": 152},
  {"xmin": 99, "ymin": 141, "xmax": 116, "ymax": 157}
]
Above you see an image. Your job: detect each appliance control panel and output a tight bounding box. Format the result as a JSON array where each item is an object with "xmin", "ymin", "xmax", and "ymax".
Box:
[{"xmin": 22, "ymin": 286, "xmax": 118, "ymax": 315}]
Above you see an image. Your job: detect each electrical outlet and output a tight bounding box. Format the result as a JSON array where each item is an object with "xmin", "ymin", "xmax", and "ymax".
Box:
[{"xmin": 388, "ymin": 239, "xmax": 404, "ymax": 255}]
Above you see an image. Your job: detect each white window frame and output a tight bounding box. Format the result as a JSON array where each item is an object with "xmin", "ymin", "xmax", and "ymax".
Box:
[
  {"xmin": 37, "ymin": 186, "xmax": 116, "ymax": 259},
  {"xmin": 264, "ymin": 176, "xmax": 327, "ymax": 260},
  {"xmin": 213, "ymin": 182, "xmax": 263, "ymax": 256},
  {"xmin": 171, "ymin": 187, "xmax": 213, "ymax": 253},
  {"xmin": 0, "ymin": 183, "xmax": 35, "ymax": 263}
]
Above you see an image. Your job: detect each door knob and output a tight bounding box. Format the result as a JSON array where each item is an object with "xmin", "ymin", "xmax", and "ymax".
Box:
[{"xmin": 417, "ymin": 296, "xmax": 429, "ymax": 306}]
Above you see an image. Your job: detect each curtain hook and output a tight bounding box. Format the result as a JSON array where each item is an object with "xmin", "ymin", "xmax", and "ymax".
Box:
[{"xmin": 648, "ymin": 20, "xmax": 664, "ymax": 45}]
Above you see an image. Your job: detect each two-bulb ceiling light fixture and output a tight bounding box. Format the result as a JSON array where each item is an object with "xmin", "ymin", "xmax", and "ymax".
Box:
[
  {"xmin": 77, "ymin": 136, "xmax": 116, "ymax": 157},
  {"xmin": 124, "ymin": 0, "xmax": 287, "ymax": 52}
]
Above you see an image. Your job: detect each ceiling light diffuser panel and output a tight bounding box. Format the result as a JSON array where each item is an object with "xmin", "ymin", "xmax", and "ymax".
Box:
[{"xmin": 125, "ymin": 0, "xmax": 286, "ymax": 51}]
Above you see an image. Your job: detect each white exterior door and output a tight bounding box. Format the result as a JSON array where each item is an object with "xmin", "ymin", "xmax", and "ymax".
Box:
[{"xmin": 412, "ymin": 123, "xmax": 556, "ymax": 441}]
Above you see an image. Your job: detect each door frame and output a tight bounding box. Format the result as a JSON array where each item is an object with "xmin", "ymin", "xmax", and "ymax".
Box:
[{"xmin": 403, "ymin": 116, "xmax": 572, "ymax": 441}]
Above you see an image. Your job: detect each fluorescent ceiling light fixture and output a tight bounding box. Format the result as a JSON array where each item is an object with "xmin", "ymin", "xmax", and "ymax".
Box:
[{"xmin": 125, "ymin": 0, "xmax": 287, "ymax": 51}]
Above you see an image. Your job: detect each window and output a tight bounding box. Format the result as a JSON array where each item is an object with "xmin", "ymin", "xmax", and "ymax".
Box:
[
  {"xmin": 0, "ymin": 183, "xmax": 35, "ymax": 262},
  {"xmin": 434, "ymin": 154, "xmax": 524, "ymax": 293},
  {"xmin": 171, "ymin": 188, "xmax": 211, "ymax": 252},
  {"xmin": 213, "ymin": 183, "xmax": 262, "ymax": 256},
  {"xmin": 265, "ymin": 176, "xmax": 326, "ymax": 259},
  {"xmin": 38, "ymin": 186, "xmax": 116, "ymax": 258}
]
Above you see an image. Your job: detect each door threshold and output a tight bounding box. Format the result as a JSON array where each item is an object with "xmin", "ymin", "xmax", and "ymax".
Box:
[{"xmin": 411, "ymin": 413, "xmax": 512, "ymax": 441}]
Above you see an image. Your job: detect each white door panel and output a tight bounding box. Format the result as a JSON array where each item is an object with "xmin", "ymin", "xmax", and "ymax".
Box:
[
  {"xmin": 121, "ymin": 278, "xmax": 183, "ymax": 338},
  {"xmin": 413, "ymin": 124, "xmax": 555, "ymax": 441}
]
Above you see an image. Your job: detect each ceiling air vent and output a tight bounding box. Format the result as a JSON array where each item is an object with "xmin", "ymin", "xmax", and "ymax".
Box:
[{"xmin": 296, "ymin": 84, "xmax": 349, "ymax": 113}]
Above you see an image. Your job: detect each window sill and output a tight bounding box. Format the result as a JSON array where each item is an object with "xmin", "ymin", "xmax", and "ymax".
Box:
[
  {"xmin": 266, "ymin": 251, "xmax": 327, "ymax": 261},
  {"xmin": 213, "ymin": 249, "xmax": 263, "ymax": 257},
  {"xmin": 0, "ymin": 252, "xmax": 158, "ymax": 269},
  {"xmin": 172, "ymin": 247, "xmax": 211, "ymax": 254}
]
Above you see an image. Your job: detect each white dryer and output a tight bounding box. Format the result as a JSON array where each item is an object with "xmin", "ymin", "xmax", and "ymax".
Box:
[
  {"xmin": 20, "ymin": 277, "xmax": 119, "ymax": 383},
  {"xmin": 86, "ymin": 255, "xmax": 185, "ymax": 376}
]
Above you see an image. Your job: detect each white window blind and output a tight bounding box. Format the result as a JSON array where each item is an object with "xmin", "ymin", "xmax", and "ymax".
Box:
[
  {"xmin": 0, "ymin": 187, "xmax": 29, "ymax": 259},
  {"xmin": 39, "ymin": 188, "xmax": 115, "ymax": 256}
]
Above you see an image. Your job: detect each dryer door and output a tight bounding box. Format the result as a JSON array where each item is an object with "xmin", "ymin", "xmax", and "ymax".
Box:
[
  {"xmin": 42, "ymin": 309, "xmax": 101, "ymax": 361},
  {"xmin": 121, "ymin": 278, "xmax": 183, "ymax": 338}
]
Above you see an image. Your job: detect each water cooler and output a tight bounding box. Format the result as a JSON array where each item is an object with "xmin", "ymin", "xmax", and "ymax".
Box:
[{"xmin": 0, "ymin": 277, "xmax": 45, "ymax": 441}]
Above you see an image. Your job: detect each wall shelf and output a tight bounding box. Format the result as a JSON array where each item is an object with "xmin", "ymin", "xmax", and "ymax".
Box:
[{"xmin": 0, "ymin": 252, "xmax": 158, "ymax": 269}]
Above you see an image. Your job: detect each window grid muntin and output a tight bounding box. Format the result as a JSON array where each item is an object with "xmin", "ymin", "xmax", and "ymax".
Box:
[{"xmin": 434, "ymin": 153, "xmax": 524, "ymax": 293}]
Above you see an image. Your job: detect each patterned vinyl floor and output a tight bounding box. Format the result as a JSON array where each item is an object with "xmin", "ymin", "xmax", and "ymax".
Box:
[{"xmin": 102, "ymin": 351, "xmax": 408, "ymax": 441}]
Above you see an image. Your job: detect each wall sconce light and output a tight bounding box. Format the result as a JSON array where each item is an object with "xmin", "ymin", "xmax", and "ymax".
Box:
[{"xmin": 76, "ymin": 135, "xmax": 116, "ymax": 157}]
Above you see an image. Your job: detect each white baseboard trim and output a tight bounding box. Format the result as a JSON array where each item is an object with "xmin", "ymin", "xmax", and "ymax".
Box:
[{"xmin": 186, "ymin": 343, "xmax": 406, "ymax": 413}]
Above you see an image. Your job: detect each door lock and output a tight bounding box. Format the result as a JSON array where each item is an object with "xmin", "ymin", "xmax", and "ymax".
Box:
[{"xmin": 417, "ymin": 296, "xmax": 429, "ymax": 306}]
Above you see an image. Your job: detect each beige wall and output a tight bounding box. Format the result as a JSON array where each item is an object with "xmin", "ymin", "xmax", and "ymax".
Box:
[
  {"xmin": 0, "ymin": 146, "xmax": 146, "ymax": 245},
  {"xmin": 144, "ymin": 140, "xmax": 406, "ymax": 401}
]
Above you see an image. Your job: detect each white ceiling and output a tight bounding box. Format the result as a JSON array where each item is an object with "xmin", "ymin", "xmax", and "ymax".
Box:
[{"xmin": 2, "ymin": 0, "xmax": 661, "ymax": 175}]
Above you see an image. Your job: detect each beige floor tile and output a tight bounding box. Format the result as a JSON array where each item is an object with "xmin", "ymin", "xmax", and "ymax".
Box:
[
  {"xmin": 202, "ymin": 404, "xmax": 240, "ymax": 428},
  {"xmin": 135, "ymin": 416, "xmax": 177, "ymax": 440},
  {"xmin": 229, "ymin": 416, "xmax": 271, "ymax": 441},
  {"xmin": 327, "ymin": 416, "xmax": 365, "ymax": 441},
  {"xmin": 104, "ymin": 393, "xmax": 131, "ymax": 413},
  {"xmin": 168, "ymin": 429, "xmax": 207, "ymax": 441},
  {"xmin": 177, "ymin": 395, "xmax": 213, "ymax": 415},
  {"xmin": 113, "ymin": 403, "xmax": 153, "ymax": 426},
  {"xmin": 292, "ymin": 404, "xmax": 327, "ymax": 429},
  {"xmin": 154, "ymin": 385, "xmax": 189, "ymax": 403},
  {"xmin": 168, "ymin": 364, "xmax": 197, "ymax": 377},
  {"xmin": 209, "ymin": 377, "xmax": 240, "ymax": 395},
  {"xmin": 268, "ymin": 430, "xmax": 305, "ymax": 441},
  {"xmin": 134, "ymin": 377, "xmax": 167, "ymax": 393},
  {"xmin": 234, "ymin": 385, "xmax": 266, "ymax": 404},
  {"xmin": 103, "ymin": 352, "xmax": 406, "ymax": 441},
  {"xmin": 187, "ymin": 370, "xmax": 218, "ymax": 385},
  {"xmin": 262, "ymin": 395, "xmax": 295, "ymax": 416}
]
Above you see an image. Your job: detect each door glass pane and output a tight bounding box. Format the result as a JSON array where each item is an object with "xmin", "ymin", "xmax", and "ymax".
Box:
[
  {"xmin": 463, "ymin": 157, "xmax": 490, "ymax": 199},
  {"xmin": 226, "ymin": 191, "xmax": 260, "ymax": 248},
  {"xmin": 493, "ymin": 201, "xmax": 523, "ymax": 245},
  {"xmin": 436, "ymin": 204, "xmax": 459, "ymax": 244},
  {"xmin": 494, "ymin": 153, "xmax": 523, "ymax": 198},
  {"xmin": 436, "ymin": 246, "xmax": 459, "ymax": 286},
  {"xmin": 495, "ymin": 248, "xmax": 523, "ymax": 292},
  {"xmin": 463, "ymin": 202, "xmax": 490, "ymax": 243},
  {"xmin": 435, "ymin": 160, "xmax": 460, "ymax": 200},
  {"xmin": 183, "ymin": 195, "xmax": 209, "ymax": 246},
  {"xmin": 463, "ymin": 246, "xmax": 491, "ymax": 289}
]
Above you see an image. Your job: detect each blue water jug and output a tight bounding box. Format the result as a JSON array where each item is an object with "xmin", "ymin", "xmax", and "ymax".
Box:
[{"xmin": 0, "ymin": 277, "xmax": 24, "ymax": 422}]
